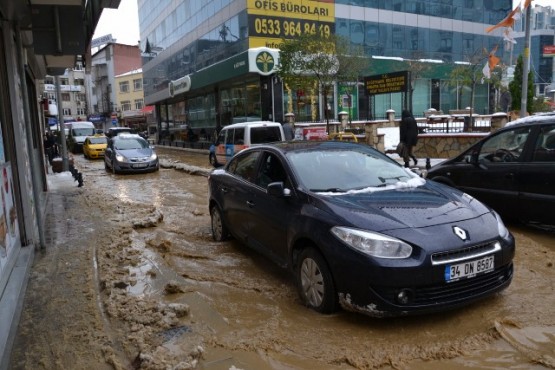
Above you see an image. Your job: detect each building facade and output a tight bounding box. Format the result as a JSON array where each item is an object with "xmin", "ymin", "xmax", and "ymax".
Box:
[
  {"xmin": 114, "ymin": 68, "xmax": 150, "ymax": 131},
  {"xmin": 42, "ymin": 61, "xmax": 88, "ymax": 126},
  {"xmin": 138, "ymin": 0, "xmax": 513, "ymax": 140},
  {"xmin": 0, "ymin": 0, "xmax": 111, "ymax": 366},
  {"xmin": 87, "ymin": 43, "xmax": 142, "ymax": 132}
]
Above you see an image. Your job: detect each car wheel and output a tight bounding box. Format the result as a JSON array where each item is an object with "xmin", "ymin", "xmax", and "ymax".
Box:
[
  {"xmin": 209, "ymin": 153, "xmax": 218, "ymax": 167},
  {"xmin": 210, "ymin": 205, "xmax": 228, "ymax": 241},
  {"xmin": 297, "ymin": 247, "xmax": 338, "ymax": 314}
]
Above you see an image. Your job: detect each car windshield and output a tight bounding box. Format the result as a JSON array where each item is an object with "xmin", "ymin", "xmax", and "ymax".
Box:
[
  {"xmin": 287, "ymin": 149, "xmax": 415, "ymax": 192},
  {"xmin": 114, "ymin": 138, "xmax": 148, "ymax": 150},
  {"xmin": 73, "ymin": 128, "xmax": 95, "ymax": 136},
  {"xmin": 89, "ymin": 137, "xmax": 107, "ymax": 144}
]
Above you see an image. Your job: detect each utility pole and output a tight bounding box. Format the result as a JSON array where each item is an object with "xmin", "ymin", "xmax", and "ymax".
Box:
[
  {"xmin": 55, "ymin": 75, "xmax": 70, "ymax": 171},
  {"xmin": 520, "ymin": 4, "xmax": 532, "ymax": 118}
]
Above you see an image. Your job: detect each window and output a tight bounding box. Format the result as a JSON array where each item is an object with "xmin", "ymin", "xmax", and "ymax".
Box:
[
  {"xmin": 61, "ymin": 93, "xmax": 71, "ymax": 101},
  {"xmin": 77, "ymin": 108, "xmax": 85, "ymax": 116},
  {"xmin": 62, "ymin": 108, "xmax": 72, "ymax": 115},
  {"xmin": 479, "ymin": 127, "xmax": 531, "ymax": 163},
  {"xmin": 134, "ymin": 99, "xmax": 144, "ymax": 110},
  {"xmin": 119, "ymin": 81, "xmax": 129, "ymax": 93},
  {"xmin": 76, "ymin": 93, "xmax": 86, "ymax": 101},
  {"xmin": 45, "ymin": 77, "xmax": 54, "ymax": 85},
  {"xmin": 532, "ymin": 125, "xmax": 555, "ymax": 162},
  {"xmin": 133, "ymin": 78, "xmax": 143, "ymax": 91},
  {"xmin": 228, "ymin": 151, "xmax": 260, "ymax": 182},
  {"xmin": 121, "ymin": 101, "xmax": 131, "ymax": 111},
  {"xmin": 256, "ymin": 153, "xmax": 289, "ymax": 188},
  {"xmin": 60, "ymin": 78, "xmax": 69, "ymax": 85}
]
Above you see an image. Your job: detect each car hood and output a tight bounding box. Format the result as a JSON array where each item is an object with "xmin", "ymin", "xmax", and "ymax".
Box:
[
  {"xmin": 312, "ymin": 180, "xmax": 491, "ymax": 231},
  {"xmin": 115, "ymin": 148, "xmax": 153, "ymax": 158}
]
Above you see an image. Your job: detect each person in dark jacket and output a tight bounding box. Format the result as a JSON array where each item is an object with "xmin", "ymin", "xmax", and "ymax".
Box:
[{"xmin": 399, "ymin": 110, "xmax": 419, "ymax": 167}]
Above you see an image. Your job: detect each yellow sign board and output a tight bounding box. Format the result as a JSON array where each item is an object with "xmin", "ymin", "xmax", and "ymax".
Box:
[{"xmin": 247, "ymin": 0, "xmax": 335, "ymax": 49}]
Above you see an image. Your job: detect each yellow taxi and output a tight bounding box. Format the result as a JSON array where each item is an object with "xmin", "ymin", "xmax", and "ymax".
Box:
[{"xmin": 83, "ymin": 135, "xmax": 108, "ymax": 159}]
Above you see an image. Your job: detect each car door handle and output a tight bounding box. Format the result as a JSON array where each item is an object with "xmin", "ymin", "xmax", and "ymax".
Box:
[{"xmin": 246, "ymin": 200, "xmax": 255, "ymax": 208}]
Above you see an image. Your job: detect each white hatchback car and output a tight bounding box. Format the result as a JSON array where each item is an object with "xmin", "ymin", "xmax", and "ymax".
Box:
[{"xmin": 209, "ymin": 121, "xmax": 285, "ymax": 167}]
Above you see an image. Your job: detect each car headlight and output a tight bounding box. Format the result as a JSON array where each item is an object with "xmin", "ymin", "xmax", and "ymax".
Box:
[
  {"xmin": 331, "ymin": 226, "xmax": 412, "ymax": 259},
  {"xmin": 115, "ymin": 153, "xmax": 127, "ymax": 162},
  {"xmin": 492, "ymin": 210, "xmax": 510, "ymax": 240},
  {"xmin": 150, "ymin": 153, "xmax": 157, "ymax": 160}
]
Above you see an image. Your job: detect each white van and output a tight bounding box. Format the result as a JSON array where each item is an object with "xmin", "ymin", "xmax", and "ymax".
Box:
[
  {"xmin": 67, "ymin": 121, "xmax": 96, "ymax": 153},
  {"xmin": 209, "ymin": 121, "xmax": 285, "ymax": 167}
]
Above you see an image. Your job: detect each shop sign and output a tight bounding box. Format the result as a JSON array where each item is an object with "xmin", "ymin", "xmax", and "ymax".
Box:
[
  {"xmin": 543, "ymin": 45, "xmax": 555, "ymax": 58},
  {"xmin": 248, "ymin": 47, "xmax": 279, "ymax": 75},
  {"xmin": 169, "ymin": 75, "xmax": 191, "ymax": 97},
  {"xmin": 364, "ymin": 71, "xmax": 409, "ymax": 95}
]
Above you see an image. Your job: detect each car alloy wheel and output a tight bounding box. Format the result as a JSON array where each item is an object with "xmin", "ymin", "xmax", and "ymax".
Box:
[
  {"xmin": 297, "ymin": 248, "xmax": 338, "ymax": 314},
  {"xmin": 210, "ymin": 205, "xmax": 228, "ymax": 241}
]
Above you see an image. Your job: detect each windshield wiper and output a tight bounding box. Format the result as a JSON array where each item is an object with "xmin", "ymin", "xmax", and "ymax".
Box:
[
  {"xmin": 378, "ymin": 176, "xmax": 408, "ymax": 183},
  {"xmin": 310, "ymin": 187, "xmax": 346, "ymax": 193}
]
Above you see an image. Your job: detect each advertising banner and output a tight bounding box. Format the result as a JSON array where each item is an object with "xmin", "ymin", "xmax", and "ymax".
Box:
[
  {"xmin": 337, "ymin": 83, "xmax": 359, "ymax": 120},
  {"xmin": 247, "ymin": 0, "xmax": 335, "ymax": 48},
  {"xmin": 0, "ymin": 164, "xmax": 18, "ymax": 275}
]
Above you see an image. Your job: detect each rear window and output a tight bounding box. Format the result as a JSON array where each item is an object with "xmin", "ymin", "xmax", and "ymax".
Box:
[{"xmin": 250, "ymin": 126, "xmax": 282, "ymax": 144}]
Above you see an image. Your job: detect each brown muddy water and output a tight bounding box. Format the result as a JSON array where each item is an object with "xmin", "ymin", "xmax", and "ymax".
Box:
[{"xmin": 9, "ymin": 147, "xmax": 554, "ymax": 370}]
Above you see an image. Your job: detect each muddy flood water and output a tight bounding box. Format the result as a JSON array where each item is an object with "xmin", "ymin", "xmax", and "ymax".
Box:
[{"xmin": 9, "ymin": 147, "xmax": 555, "ymax": 370}]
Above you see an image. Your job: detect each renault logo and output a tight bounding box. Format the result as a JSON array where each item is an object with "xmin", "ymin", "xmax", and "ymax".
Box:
[{"xmin": 453, "ymin": 226, "xmax": 468, "ymax": 241}]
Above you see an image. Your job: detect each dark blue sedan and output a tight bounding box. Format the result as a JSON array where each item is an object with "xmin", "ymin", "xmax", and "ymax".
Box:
[{"xmin": 208, "ymin": 141, "xmax": 515, "ymax": 317}]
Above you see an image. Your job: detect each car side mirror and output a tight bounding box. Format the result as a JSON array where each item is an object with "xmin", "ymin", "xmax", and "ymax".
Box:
[{"xmin": 267, "ymin": 181, "xmax": 291, "ymax": 197}]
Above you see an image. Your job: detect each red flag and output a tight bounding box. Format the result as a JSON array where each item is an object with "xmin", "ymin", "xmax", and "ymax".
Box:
[{"xmin": 486, "ymin": 6, "xmax": 520, "ymax": 33}]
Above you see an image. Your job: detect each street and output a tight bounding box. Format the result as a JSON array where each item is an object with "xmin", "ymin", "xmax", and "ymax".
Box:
[{"xmin": 9, "ymin": 147, "xmax": 555, "ymax": 370}]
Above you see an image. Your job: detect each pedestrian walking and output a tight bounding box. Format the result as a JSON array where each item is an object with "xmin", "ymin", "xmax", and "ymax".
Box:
[
  {"xmin": 399, "ymin": 110, "xmax": 419, "ymax": 168},
  {"xmin": 282, "ymin": 121, "xmax": 294, "ymax": 141}
]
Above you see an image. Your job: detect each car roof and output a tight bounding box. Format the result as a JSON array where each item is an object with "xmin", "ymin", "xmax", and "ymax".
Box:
[
  {"xmin": 111, "ymin": 133, "xmax": 143, "ymax": 139},
  {"xmin": 221, "ymin": 121, "xmax": 282, "ymax": 130},
  {"xmin": 108, "ymin": 127, "xmax": 133, "ymax": 131},
  {"xmin": 503, "ymin": 112, "xmax": 555, "ymax": 130},
  {"xmin": 239, "ymin": 140, "xmax": 376, "ymax": 155}
]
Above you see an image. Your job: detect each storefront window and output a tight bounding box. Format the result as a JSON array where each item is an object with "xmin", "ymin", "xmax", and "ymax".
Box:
[{"xmin": 219, "ymin": 76, "xmax": 260, "ymax": 126}]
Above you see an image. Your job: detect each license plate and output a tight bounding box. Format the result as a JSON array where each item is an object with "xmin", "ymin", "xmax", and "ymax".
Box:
[
  {"xmin": 132, "ymin": 163, "xmax": 148, "ymax": 168},
  {"xmin": 445, "ymin": 255, "xmax": 494, "ymax": 282}
]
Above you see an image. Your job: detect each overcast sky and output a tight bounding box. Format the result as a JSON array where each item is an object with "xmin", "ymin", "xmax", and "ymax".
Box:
[{"xmin": 92, "ymin": 0, "xmax": 554, "ymax": 49}]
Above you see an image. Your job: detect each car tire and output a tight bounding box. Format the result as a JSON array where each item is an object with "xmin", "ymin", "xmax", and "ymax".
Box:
[
  {"xmin": 209, "ymin": 153, "xmax": 218, "ymax": 167},
  {"xmin": 297, "ymin": 247, "xmax": 338, "ymax": 314},
  {"xmin": 210, "ymin": 204, "xmax": 228, "ymax": 241}
]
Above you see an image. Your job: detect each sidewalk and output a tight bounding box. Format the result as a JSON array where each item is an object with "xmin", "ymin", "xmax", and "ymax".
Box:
[{"xmin": 1, "ymin": 171, "xmax": 83, "ymax": 370}]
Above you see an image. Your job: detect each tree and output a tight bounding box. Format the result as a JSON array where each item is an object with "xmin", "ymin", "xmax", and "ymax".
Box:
[
  {"xmin": 405, "ymin": 52, "xmax": 433, "ymax": 112},
  {"xmin": 277, "ymin": 32, "xmax": 367, "ymax": 133},
  {"xmin": 509, "ymin": 54, "xmax": 534, "ymax": 114},
  {"xmin": 448, "ymin": 48, "xmax": 492, "ymax": 130}
]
